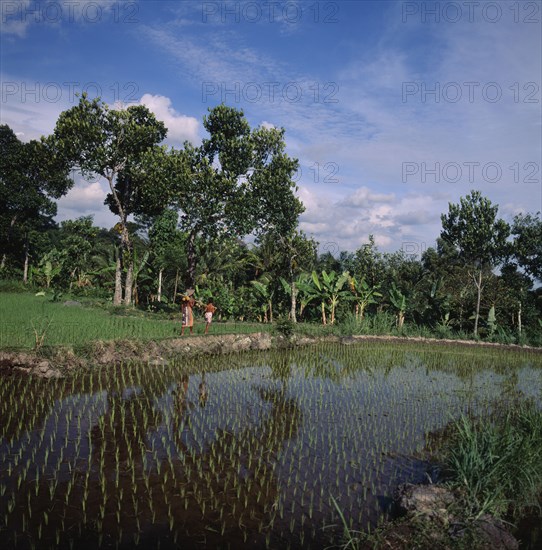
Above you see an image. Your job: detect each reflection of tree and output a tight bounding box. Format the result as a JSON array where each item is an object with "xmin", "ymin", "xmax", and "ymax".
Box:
[
  {"xmin": 6, "ymin": 346, "xmax": 537, "ymax": 548},
  {"xmin": 3, "ymin": 371, "xmax": 302, "ymax": 549},
  {"xmin": 1, "ymin": 365, "xmax": 178, "ymax": 549},
  {"xmin": 0, "ymin": 376, "xmax": 61, "ymax": 442},
  {"xmin": 198, "ymin": 372, "xmax": 208, "ymax": 407},
  {"xmin": 268, "ymin": 354, "xmax": 291, "ymax": 383},
  {"xmin": 166, "ymin": 384, "xmax": 302, "ymax": 547}
]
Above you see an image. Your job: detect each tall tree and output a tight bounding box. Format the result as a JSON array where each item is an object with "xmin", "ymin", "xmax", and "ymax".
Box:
[
  {"xmin": 170, "ymin": 105, "xmax": 304, "ymax": 287},
  {"xmin": 440, "ymin": 190, "xmax": 510, "ymax": 336},
  {"xmin": 145, "ymin": 209, "xmax": 185, "ymax": 302},
  {"xmin": 0, "ymin": 124, "xmax": 72, "ymax": 273},
  {"xmin": 52, "ymin": 94, "xmax": 168, "ymax": 305},
  {"xmin": 258, "ymin": 230, "xmax": 317, "ymax": 322},
  {"xmin": 511, "ymin": 212, "xmax": 542, "ymax": 283}
]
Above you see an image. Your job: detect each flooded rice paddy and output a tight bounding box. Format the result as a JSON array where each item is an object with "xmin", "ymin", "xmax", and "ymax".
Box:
[{"xmin": 1, "ymin": 343, "xmax": 541, "ymax": 549}]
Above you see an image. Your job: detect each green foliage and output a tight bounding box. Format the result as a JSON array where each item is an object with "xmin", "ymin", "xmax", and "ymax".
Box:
[
  {"xmin": 251, "ymin": 275, "xmax": 275, "ymax": 322},
  {"xmin": 0, "ymin": 124, "xmax": 73, "ymax": 271},
  {"xmin": 274, "ymin": 316, "xmax": 295, "ymax": 338},
  {"xmin": 511, "ymin": 212, "xmax": 542, "ymax": 282},
  {"xmin": 50, "ymin": 289, "xmax": 64, "ymax": 303},
  {"xmin": 0, "ymin": 279, "xmax": 29, "ymax": 293},
  {"xmin": 347, "ymin": 275, "xmax": 382, "ymax": 320},
  {"xmin": 31, "ymin": 250, "xmax": 63, "ymax": 289},
  {"xmin": 444, "ymin": 401, "xmax": 542, "ymax": 521},
  {"xmin": 486, "ymin": 305, "xmax": 497, "ymax": 336},
  {"xmin": 440, "ymin": 190, "xmax": 510, "ymax": 336},
  {"xmin": 440, "ymin": 190, "xmax": 510, "ymax": 268},
  {"xmin": 51, "ymin": 94, "xmax": 169, "ymax": 305},
  {"xmin": 3, "ymin": 115, "xmax": 542, "ymax": 343},
  {"xmin": 167, "ymin": 105, "xmax": 304, "ymax": 288},
  {"xmin": 297, "ymin": 270, "xmax": 352, "ymax": 325},
  {"xmin": 388, "ymin": 282, "xmax": 407, "ymax": 330}
]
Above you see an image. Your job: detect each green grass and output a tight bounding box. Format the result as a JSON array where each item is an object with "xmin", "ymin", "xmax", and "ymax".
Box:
[
  {"xmin": 443, "ymin": 401, "xmax": 542, "ymax": 522},
  {"xmin": 1, "ymin": 291, "xmax": 539, "ymax": 351},
  {"xmin": 0, "ymin": 292, "xmax": 271, "ymax": 349}
]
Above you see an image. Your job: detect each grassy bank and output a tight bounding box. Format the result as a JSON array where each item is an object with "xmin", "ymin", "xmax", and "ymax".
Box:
[
  {"xmin": 0, "ymin": 291, "xmax": 540, "ymax": 351},
  {"xmin": 0, "ymin": 292, "xmax": 270, "ymax": 349},
  {"xmin": 337, "ymin": 401, "xmax": 542, "ymax": 549},
  {"xmin": 444, "ymin": 401, "xmax": 542, "ymax": 524}
]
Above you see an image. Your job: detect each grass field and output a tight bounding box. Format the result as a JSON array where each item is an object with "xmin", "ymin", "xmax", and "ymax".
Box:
[{"xmin": 0, "ymin": 293, "xmax": 271, "ymax": 349}]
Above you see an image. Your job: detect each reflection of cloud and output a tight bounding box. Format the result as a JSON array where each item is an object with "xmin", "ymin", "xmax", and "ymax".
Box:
[{"xmin": 139, "ymin": 94, "xmax": 199, "ymax": 145}]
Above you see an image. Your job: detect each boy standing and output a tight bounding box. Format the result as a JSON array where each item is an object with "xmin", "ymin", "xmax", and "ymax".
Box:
[{"xmin": 204, "ymin": 299, "xmax": 217, "ymax": 334}]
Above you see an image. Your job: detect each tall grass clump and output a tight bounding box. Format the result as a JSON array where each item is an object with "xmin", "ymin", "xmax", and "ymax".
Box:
[
  {"xmin": 444, "ymin": 401, "xmax": 542, "ymax": 521},
  {"xmin": 337, "ymin": 312, "xmax": 396, "ymax": 336}
]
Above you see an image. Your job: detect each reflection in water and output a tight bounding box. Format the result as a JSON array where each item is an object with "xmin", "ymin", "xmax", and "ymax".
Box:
[
  {"xmin": 0, "ymin": 344, "xmax": 541, "ymax": 549},
  {"xmin": 199, "ymin": 372, "xmax": 208, "ymax": 408}
]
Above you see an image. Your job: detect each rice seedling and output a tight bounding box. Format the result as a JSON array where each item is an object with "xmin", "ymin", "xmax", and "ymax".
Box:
[{"xmin": 0, "ymin": 343, "xmax": 541, "ymax": 547}]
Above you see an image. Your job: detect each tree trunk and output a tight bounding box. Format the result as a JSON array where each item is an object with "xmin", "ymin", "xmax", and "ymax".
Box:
[
  {"xmin": 1, "ymin": 215, "xmax": 18, "ymax": 270},
  {"xmin": 157, "ymin": 269, "xmax": 163, "ymax": 302},
  {"xmin": 129, "ymin": 250, "xmax": 148, "ymax": 306},
  {"xmin": 114, "ymin": 252, "xmax": 122, "ymax": 306},
  {"xmin": 473, "ymin": 268, "xmax": 483, "ymax": 336},
  {"xmin": 124, "ymin": 261, "xmax": 134, "ymax": 305},
  {"xmin": 23, "ymin": 248, "xmax": 29, "ymax": 284},
  {"xmin": 119, "ymin": 222, "xmax": 134, "ymax": 306},
  {"xmin": 321, "ymin": 302, "xmax": 327, "ymax": 325},
  {"xmin": 187, "ymin": 229, "xmax": 197, "ymax": 288},
  {"xmin": 173, "ymin": 269, "xmax": 179, "ymax": 304},
  {"xmin": 269, "ymin": 300, "xmax": 273, "ymax": 323},
  {"xmin": 518, "ymin": 300, "xmax": 522, "ymax": 336},
  {"xmin": 290, "ymin": 281, "xmax": 297, "ymax": 323}
]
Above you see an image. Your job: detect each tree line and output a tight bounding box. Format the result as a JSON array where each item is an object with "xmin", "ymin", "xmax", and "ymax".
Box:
[{"xmin": 1, "ymin": 96, "xmax": 541, "ymax": 342}]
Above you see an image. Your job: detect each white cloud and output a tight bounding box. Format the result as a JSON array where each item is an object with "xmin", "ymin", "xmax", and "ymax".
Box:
[
  {"xmin": 139, "ymin": 94, "xmax": 199, "ymax": 144},
  {"xmin": 5, "ymin": 1, "xmax": 540, "ymax": 250},
  {"xmin": 1, "ymin": 0, "xmax": 119, "ymax": 37},
  {"xmin": 57, "ymin": 180, "xmax": 107, "ymax": 212},
  {"xmin": 339, "ymin": 187, "xmax": 395, "ymax": 208}
]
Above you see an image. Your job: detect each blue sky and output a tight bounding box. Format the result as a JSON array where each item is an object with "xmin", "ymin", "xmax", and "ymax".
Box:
[{"xmin": 2, "ymin": 0, "xmax": 541, "ymax": 257}]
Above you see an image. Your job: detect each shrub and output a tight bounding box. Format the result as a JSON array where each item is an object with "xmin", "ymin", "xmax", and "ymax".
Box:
[{"xmin": 274, "ymin": 316, "xmax": 295, "ymax": 338}]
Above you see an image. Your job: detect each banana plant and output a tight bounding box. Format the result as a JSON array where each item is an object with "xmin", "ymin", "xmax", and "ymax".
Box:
[
  {"xmin": 279, "ymin": 272, "xmax": 313, "ymax": 322},
  {"xmin": 297, "ymin": 270, "xmax": 351, "ymax": 325},
  {"xmin": 194, "ymin": 284, "xmax": 213, "ymax": 309},
  {"xmin": 389, "ymin": 282, "xmax": 407, "ymax": 329},
  {"xmin": 251, "ymin": 275, "xmax": 275, "ymax": 323},
  {"xmin": 296, "ymin": 276, "xmax": 322, "ymax": 323},
  {"xmin": 348, "ymin": 275, "xmax": 382, "ymax": 320},
  {"xmin": 487, "ymin": 305, "xmax": 497, "ymax": 336},
  {"xmin": 32, "ymin": 251, "xmax": 63, "ymax": 289}
]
